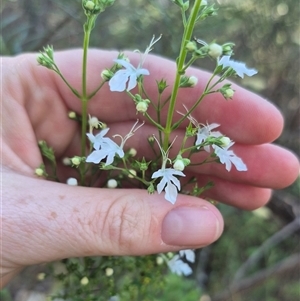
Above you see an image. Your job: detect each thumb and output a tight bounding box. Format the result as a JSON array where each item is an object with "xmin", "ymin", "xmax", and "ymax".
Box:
[{"xmin": 2, "ymin": 169, "xmax": 223, "ymax": 280}]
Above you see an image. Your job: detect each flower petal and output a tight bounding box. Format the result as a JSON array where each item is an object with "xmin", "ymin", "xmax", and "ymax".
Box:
[
  {"xmin": 165, "ymin": 181, "xmax": 178, "ymax": 204},
  {"xmin": 109, "ymin": 70, "xmax": 130, "ymax": 92},
  {"xmin": 86, "ymin": 149, "xmax": 107, "ymax": 164},
  {"xmin": 219, "ymin": 55, "xmax": 257, "ymax": 78},
  {"xmin": 127, "ymin": 74, "xmax": 138, "ymax": 91}
]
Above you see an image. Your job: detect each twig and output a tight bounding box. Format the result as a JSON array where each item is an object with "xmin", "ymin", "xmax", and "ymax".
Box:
[
  {"xmin": 232, "ymin": 217, "xmax": 300, "ymax": 281},
  {"xmin": 211, "ymin": 253, "xmax": 300, "ymax": 301}
]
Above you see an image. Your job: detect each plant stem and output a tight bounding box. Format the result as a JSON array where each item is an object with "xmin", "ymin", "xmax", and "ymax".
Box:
[
  {"xmin": 163, "ymin": 0, "xmax": 202, "ymax": 150},
  {"xmin": 80, "ymin": 15, "xmax": 96, "ymax": 184}
]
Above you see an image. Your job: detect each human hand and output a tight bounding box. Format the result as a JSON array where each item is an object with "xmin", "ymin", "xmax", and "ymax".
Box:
[{"xmin": 1, "ymin": 50, "xmax": 298, "ymax": 287}]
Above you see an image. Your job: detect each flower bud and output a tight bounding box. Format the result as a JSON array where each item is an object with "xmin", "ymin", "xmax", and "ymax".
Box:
[
  {"xmin": 67, "ymin": 178, "xmax": 78, "ymax": 186},
  {"xmin": 173, "ymin": 155, "xmax": 190, "ymax": 171},
  {"xmin": 220, "ymin": 136, "xmax": 231, "ymax": 147},
  {"xmin": 128, "ymin": 169, "xmax": 137, "ymax": 178},
  {"xmin": 219, "ymin": 84, "xmax": 235, "ymax": 100},
  {"xmin": 105, "ymin": 268, "xmax": 114, "ymax": 277},
  {"xmin": 157, "ymin": 79, "xmax": 168, "ymax": 94},
  {"xmin": 68, "ymin": 111, "xmax": 77, "ymax": 119},
  {"xmin": 88, "ymin": 116, "xmax": 100, "ymax": 129},
  {"xmin": 35, "ymin": 168, "xmax": 44, "ymax": 177},
  {"xmin": 223, "ymin": 88, "xmax": 234, "ymax": 99},
  {"xmin": 128, "ymin": 148, "xmax": 137, "ymax": 157},
  {"xmin": 180, "ymin": 75, "xmax": 198, "ymax": 88},
  {"xmin": 84, "ymin": 1, "xmax": 95, "ymax": 11},
  {"xmin": 101, "ymin": 69, "xmax": 114, "ymax": 81},
  {"xmin": 71, "ymin": 156, "xmax": 82, "ymax": 166},
  {"xmin": 107, "ymin": 179, "xmax": 118, "ymax": 188},
  {"xmin": 80, "ymin": 276, "xmax": 89, "ymax": 286},
  {"xmin": 182, "ymin": 1, "xmax": 189, "ymax": 11},
  {"xmin": 147, "ymin": 183, "xmax": 155, "ymax": 194},
  {"xmin": 222, "ymin": 42, "xmax": 235, "ymax": 56},
  {"xmin": 208, "ymin": 43, "xmax": 223, "ymax": 59},
  {"xmin": 185, "ymin": 41, "xmax": 197, "ymax": 52},
  {"xmin": 136, "ymin": 101, "xmax": 149, "ymax": 113},
  {"xmin": 156, "ymin": 256, "xmax": 164, "ymax": 265},
  {"xmin": 188, "ymin": 76, "xmax": 198, "ymax": 87},
  {"xmin": 62, "ymin": 157, "xmax": 71, "ymax": 166},
  {"xmin": 173, "ymin": 159, "xmax": 185, "ymax": 171}
]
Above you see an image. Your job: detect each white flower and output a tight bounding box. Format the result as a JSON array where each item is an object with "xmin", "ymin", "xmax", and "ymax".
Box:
[
  {"xmin": 109, "ymin": 35, "xmax": 161, "ymax": 92},
  {"xmin": 151, "ymin": 136, "xmax": 185, "ymax": 204},
  {"xmin": 86, "ymin": 121, "xmax": 143, "ymax": 166},
  {"xmin": 196, "ymin": 123, "xmax": 222, "ymax": 152},
  {"xmin": 218, "ymin": 55, "xmax": 258, "ymax": 78},
  {"xmin": 86, "ymin": 128, "xmax": 124, "ymax": 165},
  {"xmin": 86, "ymin": 140, "xmax": 124, "ymax": 165},
  {"xmin": 167, "ymin": 255, "xmax": 193, "ymax": 276},
  {"xmin": 109, "ymin": 59, "xmax": 150, "ymax": 92},
  {"xmin": 179, "ymin": 249, "xmax": 195, "ymax": 263},
  {"xmin": 213, "ymin": 142, "xmax": 247, "ymax": 171},
  {"xmin": 152, "ymin": 168, "xmax": 185, "ymax": 204}
]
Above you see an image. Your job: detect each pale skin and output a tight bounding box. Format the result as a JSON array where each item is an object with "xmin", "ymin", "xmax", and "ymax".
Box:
[{"xmin": 1, "ymin": 50, "xmax": 299, "ymax": 287}]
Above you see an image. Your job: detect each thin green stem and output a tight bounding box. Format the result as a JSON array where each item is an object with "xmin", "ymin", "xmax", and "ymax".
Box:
[
  {"xmin": 88, "ymin": 80, "xmax": 106, "ymax": 100},
  {"xmin": 80, "ymin": 15, "xmax": 96, "ymax": 185},
  {"xmin": 53, "ymin": 66, "xmax": 81, "ymax": 98},
  {"xmin": 163, "ymin": 0, "xmax": 202, "ymax": 151}
]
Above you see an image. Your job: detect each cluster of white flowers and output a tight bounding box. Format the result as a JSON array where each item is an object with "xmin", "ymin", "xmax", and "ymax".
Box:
[{"xmin": 84, "ymin": 37, "xmax": 256, "ymax": 205}]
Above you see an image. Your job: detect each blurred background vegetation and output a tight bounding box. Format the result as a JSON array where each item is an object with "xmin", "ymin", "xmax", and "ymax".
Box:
[{"xmin": 1, "ymin": 0, "xmax": 299, "ymax": 300}]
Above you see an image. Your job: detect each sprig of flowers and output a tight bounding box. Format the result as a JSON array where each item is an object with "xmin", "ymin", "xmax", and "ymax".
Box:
[{"xmin": 35, "ymin": 1, "xmax": 260, "ymax": 296}]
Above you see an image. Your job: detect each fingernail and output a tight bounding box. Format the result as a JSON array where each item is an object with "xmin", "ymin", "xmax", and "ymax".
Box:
[{"xmin": 161, "ymin": 206, "xmax": 222, "ymax": 246}]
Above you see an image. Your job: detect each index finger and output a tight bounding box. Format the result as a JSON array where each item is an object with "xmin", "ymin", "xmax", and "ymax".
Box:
[{"xmin": 52, "ymin": 49, "xmax": 284, "ymax": 145}]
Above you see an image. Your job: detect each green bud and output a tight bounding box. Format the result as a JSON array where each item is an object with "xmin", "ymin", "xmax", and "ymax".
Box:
[
  {"xmin": 186, "ymin": 41, "xmax": 197, "ymax": 52},
  {"xmin": 182, "ymin": 1, "xmax": 189, "ymax": 11},
  {"xmin": 147, "ymin": 183, "xmax": 155, "ymax": 194},
  {"xmin": 71, "ymin": 156, "xmax": 82, "ymax": 166},
  {"xmin": 208, "ymin": 43, "xmax": 223, "ymax": 59},
  {"xmin": 148, "ymin": 136, "xmax": 155, "ymax": 146},
  {"xmin": 38, "ymin": 140, "xmax": 55, "ymax": 162},
  {"xmin": 186, "ymin": 122, "xmax": 197, "ymax": 137},
  {"xmin": 156, "ymin": 79, "xmax": 168, "ymax": 94},
  {"xmin": 222, "ymin": 42, "xmax": 235, "ymax": 56},
  {"xmin": 198, "ymin": 4, "xmax": 218, "ymax": 21},
  {"xmin": 179, "ymin": 75, "xmax": 198, "ymax": 88},
  {"xmin": 173, "ymin": 155, "xmax": 190, "ymax": 171},
  {"xmin": 35, "ymin": 166, "xmax": 45, "ymax": 177},
  {"xmin": 68, "ymin": 111, "xmax": 78, "ymax": 120},
  {"xmin": 223, "ymin": 88, "xmax": 234, "ymax": 99},
  {"xmin": 136, "ymin": 101, "xmax": 149, "ymax": 114},
  {"xmin": 136, "ymin": 157, "xmax": 151, "ymax": 171},
  {"xmin": 101, "ymin": 69, "xmax": 114, "ymax": 81},
  {"xmin": 84, "ymin": 1, "xmax": 95, "ymax": 10},
  {"xmin": 134, "ymin": 95, "xmax": 150, "ymax": 114},
  {"xmin": 219, "ymin": 84, "xmax": 235, "ymax": 100},
  {"xmin": 220, "ymin": 136, "xmax": 231, "ymax": 147}
]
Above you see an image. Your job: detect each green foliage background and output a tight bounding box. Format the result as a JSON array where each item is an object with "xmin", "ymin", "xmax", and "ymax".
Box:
[{"xmin": 1, "ymin": 0, "xmax": 299, "ymax": 300}]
